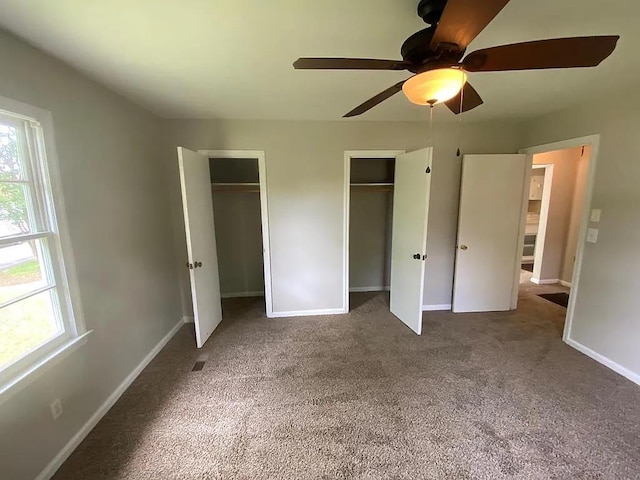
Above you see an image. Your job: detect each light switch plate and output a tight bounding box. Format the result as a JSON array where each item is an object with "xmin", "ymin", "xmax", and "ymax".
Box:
[
  {"xmin": 586, "ymin": 228, "xmax": 599, "ymax": 244},
  {"xmin": 590, "ymin": 209, "xmax": 602, "ymax": 223}
]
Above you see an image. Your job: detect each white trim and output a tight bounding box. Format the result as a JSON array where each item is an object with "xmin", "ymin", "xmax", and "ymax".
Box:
[
  {"xmin": 519, "ymin": 134, "xmax": 600, "ymax": 344},
  {"xmin": 530, "ymin": 277, "xmax": 559, "ymax": 285},
  {"xmin": 0, "ymin": 331, "xmax": 92, "ymax": 403},
  {"xmin": 512, "ymin": 154, "xmax": 534, "ymax": 309},
  {"xmin": 35, "ymin": 318, "xmax": 185, "ymax": 480},
  {"xmin": 559, "ymin": 280, "xmax": 572, "ymax": 288},
  {"xmin": 531, "ymin": 164, "xmax": 554, "ymax": 283},
  {"xmin": 422, "ymin": 304, "xmax": 451, "ymax": 311},
  {"xmin": 197, "ymin": 150, "xmax": 274, "ymax": 318},
  {"xmin": 565, "ymin": 338, "xmax": 640, "ymax": 386},
  {"xmin": 0, "ymin": 230, "xmax": 51, "ymax": 247},
  {"xmin": 271, "ymin": 308, "xmax": 345, "ymax": 318},
  {"xmin": 343, "ymin": 150, "xmax": 405, "ymax": 314},
  {"xmin": 0, "ymin": 96, "xmax": 87, "ymax": 392},
  {"xmin": 182, "ymin": 316, "xmax": 194, "ymax": 324},
  {"xmin": 349, "ymin": 286, "xmax": 390, "ymax": 292},
  {"xmin": 220, "ymin": 291, "xmax": 265, "ymax": 298}
]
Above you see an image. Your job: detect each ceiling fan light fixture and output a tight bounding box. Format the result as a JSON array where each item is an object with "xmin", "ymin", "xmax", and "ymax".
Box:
[{"xmin": 402, "ymin": 68, "xmax": 467, "ymax": 106}]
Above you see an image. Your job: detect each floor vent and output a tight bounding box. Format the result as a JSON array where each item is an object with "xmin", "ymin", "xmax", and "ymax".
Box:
[{"xmin": 192, "ymin": 361, "xmax": 206, "ymax": 372}]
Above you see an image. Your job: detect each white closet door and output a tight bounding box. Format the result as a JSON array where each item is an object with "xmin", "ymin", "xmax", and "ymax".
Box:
[
  {"xmin": 177, "ymin": 147, "xmax": 223, "ymax": 348},
  {"xmin": 452, "ymin": 154, "xmax": 528, "ymax": 313},
  {"xmin": 390, "ymin": 148, "xmax": 433, "ymax": 335}
]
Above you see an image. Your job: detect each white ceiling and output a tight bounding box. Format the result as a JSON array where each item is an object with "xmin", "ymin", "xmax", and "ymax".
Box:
[{"xmin": 0, "ymin": 0, "xmax": 637, "ymax": 122}]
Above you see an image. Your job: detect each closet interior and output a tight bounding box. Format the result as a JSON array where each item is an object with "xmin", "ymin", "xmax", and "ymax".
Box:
[
  {"xmin": 210, "ymin": 157, "xmax": 265, "ymax": 304},
  {"xmin": 348, "ymin": 158, "xmax": 395, "ymax": 302}
]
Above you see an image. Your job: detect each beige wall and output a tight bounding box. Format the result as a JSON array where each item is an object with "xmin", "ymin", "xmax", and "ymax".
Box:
[
  {"xmin": 0, "ymin": 31, "xmax": 182, "ymax": 479},
  {"xmin": 162, "ymin": 119, "xmax": 523, "ymax": 314},
  {"xmin": 521, "ymin": 96, "xmax": 640, "ymax": 379},
  {"xmin": 562, "ymin": 146, "xmax": 590, "ymax": 283},
  {"xmin": 532, "ymin": 147, "xmax": 581, "ymax": 281}
]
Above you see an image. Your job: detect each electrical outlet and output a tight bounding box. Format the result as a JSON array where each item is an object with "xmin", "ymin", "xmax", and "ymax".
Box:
[{"xmin": 50, "ymin": 398, "xmax": 63, "ymax": 420}]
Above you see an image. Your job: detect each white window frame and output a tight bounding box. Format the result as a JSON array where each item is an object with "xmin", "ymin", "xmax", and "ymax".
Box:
[{"xmin": 0, "ymin": 95, "xmax": 89, "ymax": 400}]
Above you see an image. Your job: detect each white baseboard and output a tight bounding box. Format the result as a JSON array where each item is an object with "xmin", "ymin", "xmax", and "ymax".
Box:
[
  {"xmin": 349, "ymin": 286, "xmax": 390, "ymax": 293},
  {"xmin": 531, "ymin": 277, "xmax": 559, "ymax": 285},
  {"xmin": 182, "ymin": 316, "xmax": 194, "ymax": 324},
  {"xmin": 270, "ymin": 308, "xmax": 345, "ymax": 318},
  {"xmin": 422, "ymin": 304, "xmax": 452, "ymax": 311},
  {"xmin": 220, "ymin": 291, "xmax": 264, "ymax": 299},
  {"xmin": 559, "ymin": 280, "xmax": 572, "ymax": 288},
  {"xmin": 565, "ymin": 337, "xmax": 640, "ymax": 386},
  {"xmin": 36, "ymin": 318, "xmax": 185, "ymax": 480}
]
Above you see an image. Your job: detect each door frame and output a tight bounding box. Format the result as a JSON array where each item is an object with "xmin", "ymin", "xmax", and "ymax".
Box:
[
  {"xmin": 343, "ymin": 150, "xmax": 405, "ymax": 313},
  {"xmin": 530, "ymin": 164, "xmax": 554, "ymax": 284},
  {"xmin": 517, "ymin": 135, "xmax": 600, "ymax": 342},
  {"xmin": 198, "ymin": 150, "xmax": 274, "ymax": 318}
]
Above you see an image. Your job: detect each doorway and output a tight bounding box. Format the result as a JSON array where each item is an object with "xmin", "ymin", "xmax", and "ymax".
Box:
[
  {"xmin": 178, "ymin": 147, "xmax": 273, "ymax": 348},
  {"xmin": 518, "ymin": 136, "xmax": 600, "ymax": 341},
  {"xmin": 348, "ymin": 157, "xmax": 395, "ymax": 304},
  {"xmin": 343, "ymin": 151, "xmax": 403, "ymax": 312},
  {"xmin": 518, "ymin": 145, "xmax": 592, "ymax": 316},
  {"xmin": 200, "ymin": 150, "xmax": 273, "ymax": 317},
  {"xmin": 343, "ymin": 149, "xmax": 433, "ymax": 334}
]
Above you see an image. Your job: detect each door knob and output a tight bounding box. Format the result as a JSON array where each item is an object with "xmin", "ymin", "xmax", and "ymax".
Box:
[
  {"xmin": 413, "ymin": 253, "xmax": 421, "ymax": 260},
  {"xmin": 195, "ymin": 261, "xmax": 203, "ymax": 268},
  {"xmin": 459, "ymin": 245, "xmax": 468, "ymax": 250}
]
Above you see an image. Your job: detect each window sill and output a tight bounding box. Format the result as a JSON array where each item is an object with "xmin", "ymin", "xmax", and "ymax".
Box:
[{"xmin": 0, "ymin": 330, "xmax": 93, "ymax": 404}]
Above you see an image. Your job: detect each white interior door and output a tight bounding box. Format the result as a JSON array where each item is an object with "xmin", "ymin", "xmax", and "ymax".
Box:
[
  {"xmin": 390, "ymin": 148, "xmax": 433, "ymax": 334},
  {"xmin": 177, "ymin": 147, "xmax": 223, "ymax": 347},
  {"xmin": 452, "ymin": 154, "xmax": 528, "ymax": 313}
]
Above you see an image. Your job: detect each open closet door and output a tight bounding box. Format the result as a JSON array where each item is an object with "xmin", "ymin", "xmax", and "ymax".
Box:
[
  {"xmin": 390, "ymin": 148, "xmax": 433, "ymax": 335},
  {"xmin": 177, "ymin": 147, "xmax": 223, "ymax": 348},
  {"xmin": 452, "ymin": 154, "xmax": 528, "ymax": 313}
]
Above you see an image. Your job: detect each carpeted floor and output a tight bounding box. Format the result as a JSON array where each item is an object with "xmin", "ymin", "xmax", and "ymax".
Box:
[{"xmin": 53, "ymin": 287, "xmax": 640, "ymax": 479}]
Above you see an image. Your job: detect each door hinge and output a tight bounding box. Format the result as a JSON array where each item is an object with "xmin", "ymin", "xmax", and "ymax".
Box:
[{"xmin": 186, "ymin": 262, "xmax": 194, "ymax": 270}]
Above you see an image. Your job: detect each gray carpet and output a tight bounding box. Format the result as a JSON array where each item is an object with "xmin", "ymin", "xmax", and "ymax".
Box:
[{"xmin": 54, "ymin": 290, "xmax": 640, "ymax": 479}]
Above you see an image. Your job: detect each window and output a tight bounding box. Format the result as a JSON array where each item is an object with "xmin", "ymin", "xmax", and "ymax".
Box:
[{"xmin": 0, "ymin": 97, "xmax": 86, "ymax": 395}]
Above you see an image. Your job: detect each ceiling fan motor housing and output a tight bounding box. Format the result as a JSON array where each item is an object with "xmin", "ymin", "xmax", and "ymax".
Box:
[
  {"xmin": 401, "ymin": 27, "xmax": 464, "ymax": 71},
  {"xmin": 401, "ymin": 27, "xmax": 437, "ymax": 67},
  {"xmin": 417, "ymin": 0, "xmax": 448, "ymax": 25}
]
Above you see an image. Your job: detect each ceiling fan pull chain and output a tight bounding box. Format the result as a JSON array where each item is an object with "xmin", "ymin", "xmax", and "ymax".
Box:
[
  {"xmin": 457, "ymin": 76, "xmax": 465, "ymax": 157},
  {"xmin": 427, "ymin": 103, "xmax": 434, "ymax": 146}
]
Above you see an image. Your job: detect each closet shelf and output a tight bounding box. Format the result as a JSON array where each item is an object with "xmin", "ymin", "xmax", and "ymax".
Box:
[
  {"xmin": 351, "ymin": 183, "xmax": 393, "ymax": 186},
  {"xmin": 212, "ymin": 182, "xmax": 260, "ymax": 193}
]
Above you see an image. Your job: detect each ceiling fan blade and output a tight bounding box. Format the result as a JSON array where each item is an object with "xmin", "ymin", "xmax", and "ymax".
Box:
[
  {"xmin": 430, "ymin": 0, "xmax": 511, "ymax": 52},
  {"xmin": 293, "ymin": 58, "xmax": 407, "ymax": 71},
  {"xmin": 344, "ymin": 80, "xmax": 407, "ymax": 118},
  {"xmin": 445, "ymin": 82, "xmax": 484, "ymax": 115},
  {"xmin": 462, "ymin": 36, "xmax": 620, "ymax": 72}
]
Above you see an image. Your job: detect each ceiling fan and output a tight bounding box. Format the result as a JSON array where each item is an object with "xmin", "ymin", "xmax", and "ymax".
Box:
[{"xmin": 293, "ymin": 0, "xmax": 619, "ymax": 117}]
